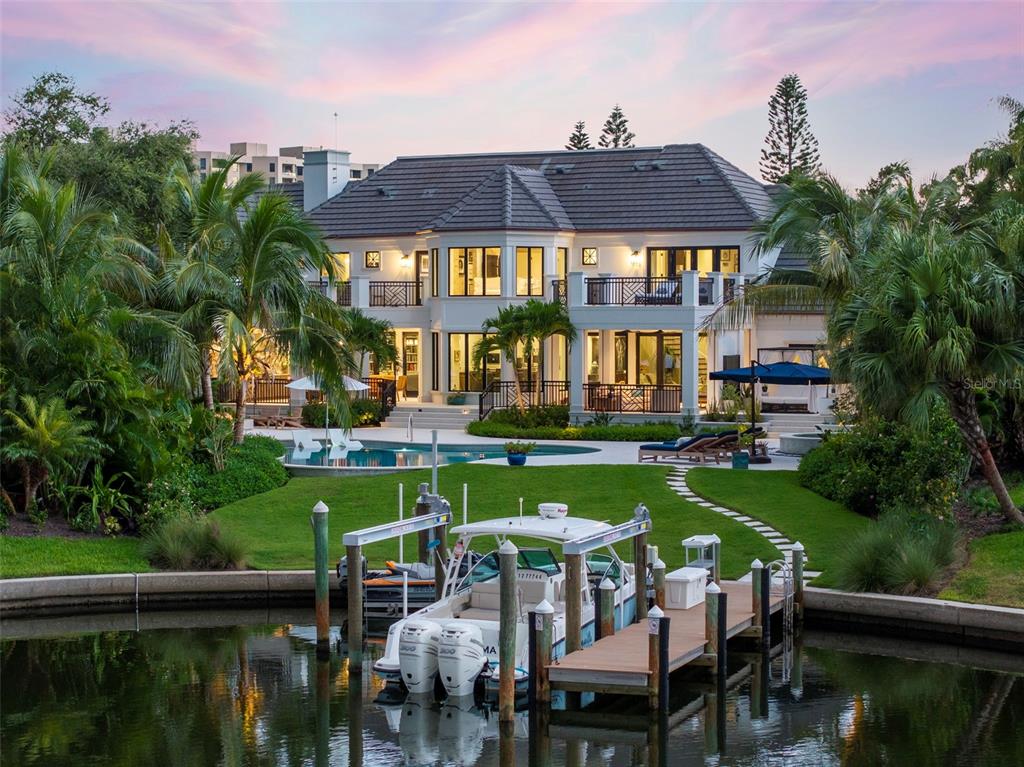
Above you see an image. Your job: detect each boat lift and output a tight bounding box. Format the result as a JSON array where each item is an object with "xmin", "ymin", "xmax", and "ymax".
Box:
[
  {"xmin": 560, "ymin": 505, "xmax": 653, "ymax": 656},
  {"xmin": 342, "ymin": 507, "xmax": 452, "ymax": 671}
]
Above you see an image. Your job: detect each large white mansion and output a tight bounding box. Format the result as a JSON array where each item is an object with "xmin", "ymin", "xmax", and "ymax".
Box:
[{"xmin": 288, "ymin": 145, "xmax": 825, "ymax": 420}]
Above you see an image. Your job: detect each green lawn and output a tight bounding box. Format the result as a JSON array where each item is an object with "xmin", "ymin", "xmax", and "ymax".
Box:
[
  {"xmin": 0, "ymin": 536, "xmax": 151, "ymax": 579},
  {"xmin": 940, "ymin": 531, "xmax": 1024, "ymax": 609},
  {"xmin": 211, "ymin": 464, "xmax": 778, "ymax": 579},
  {"xmin": 685, "ymin": 468, "xmax": 870, "ymax": 586}
]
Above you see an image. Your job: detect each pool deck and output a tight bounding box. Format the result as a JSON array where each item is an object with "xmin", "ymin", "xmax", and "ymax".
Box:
[{"xmin": 249, "ymin": 425, "xmax": 802, "ymax": 470}]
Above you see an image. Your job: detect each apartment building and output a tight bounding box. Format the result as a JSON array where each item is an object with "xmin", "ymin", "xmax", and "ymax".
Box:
[
  {"xmin": 295, "ymin": 145, "xmax": 825, "ymax": 420},
  {"xmin": 192, "ymin": 142, "xmax": 379, "ymax": 187}
]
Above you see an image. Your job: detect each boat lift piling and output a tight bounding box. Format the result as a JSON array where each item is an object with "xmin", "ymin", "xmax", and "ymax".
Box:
[
  {"xmin": 341, "ymin": 507, "xmax": 452, "ymax": 672},
  {"xmin": 633, "ymin": 505, "xmax": 650, "ymax": 621},
  {"xmin": 652, "ymin": 559, "xmax": 666, "ymax": 611},
  {"xmin": 311, "ymin": 501, "xmax": 330, "ymax": 658},
  {"xmin": 598, "ymin": 579, "xmax": 616, "ymax": 640},
  {"xmin": 750, "ymin": 559, "xmax": 763, "ymax": 641},
  {"xmin": 498, "ymin": 539, "xmax": 518, "ymax": 723}
]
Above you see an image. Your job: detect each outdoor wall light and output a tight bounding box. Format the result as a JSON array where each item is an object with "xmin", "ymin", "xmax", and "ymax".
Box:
[{"xmin": 630, "ymin": 249, "xmax": 641, "ymax": 266}]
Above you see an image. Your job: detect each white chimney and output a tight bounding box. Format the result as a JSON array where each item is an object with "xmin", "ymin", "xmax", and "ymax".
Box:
[{"xmin": 303, "ymin": 149, "xmax": 351, "ymax": 211}]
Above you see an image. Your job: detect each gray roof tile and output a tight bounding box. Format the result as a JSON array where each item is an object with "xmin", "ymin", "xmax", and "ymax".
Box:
[{"xmin": 307, "ymin": 145, "xmax": 773, "ymax": 238}]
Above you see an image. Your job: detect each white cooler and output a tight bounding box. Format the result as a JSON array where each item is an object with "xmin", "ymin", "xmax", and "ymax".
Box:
[{"xmin": 665, "ymin": 567, "xmax": 708, "ymax": 609}]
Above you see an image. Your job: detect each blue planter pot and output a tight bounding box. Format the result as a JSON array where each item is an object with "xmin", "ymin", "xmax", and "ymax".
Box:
[
  {"xmin": 506, "ymin": 453, "xmax": 527, "ymax": 466},
  {"xmin": 731, "ymin": 451, "xmax": 750, "ymax": 470}
]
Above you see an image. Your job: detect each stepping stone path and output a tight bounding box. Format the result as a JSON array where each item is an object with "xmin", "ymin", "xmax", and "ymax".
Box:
[{"xmin": 661, "ymin": 464, "xmax": 821, "ymax": 584}]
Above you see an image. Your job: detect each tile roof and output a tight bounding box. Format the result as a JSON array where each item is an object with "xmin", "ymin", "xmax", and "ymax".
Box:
[
  {"xmin": 307, "ymin": 145, "xmax": 774, "ymax": 238},
  {"xmin": 239, "ymin": 182, "xmax": 304, "ymax": 221}
]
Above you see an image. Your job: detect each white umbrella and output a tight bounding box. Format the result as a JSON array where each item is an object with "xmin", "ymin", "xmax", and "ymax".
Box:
[{"xmin": 286, "ymin": 375, "xmax": 370, "ymax": 443}]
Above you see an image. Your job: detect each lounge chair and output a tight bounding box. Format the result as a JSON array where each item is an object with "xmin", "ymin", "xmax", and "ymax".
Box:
[
  {"xmin": 679, "ymin": 430, "xmax": 741, "ymax": 464},
  {"xmin": 638, "ymin": 435, "xmax": 706, "ymax": 462},
  {"xmin": 292, "ymin": 430, "xmax": 323, "ymax": 451},
  {"xmin": 327, "ymin": 428, "xmax": 363, "ymax": 451}
]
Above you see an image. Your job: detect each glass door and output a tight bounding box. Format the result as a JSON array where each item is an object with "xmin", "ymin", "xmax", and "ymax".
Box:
[
  {"xmin": 402, "ymin": 333, "xmax": 419, "ymax": 396},
  {"xmin": 636, "ymin": 333, "xmax": 682, "ymax": 386}
]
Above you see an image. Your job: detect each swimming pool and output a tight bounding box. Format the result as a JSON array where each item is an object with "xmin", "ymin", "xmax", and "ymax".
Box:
[{"xmin": 283, "ymin": 439, "xmax": 598, "ymax": 472}]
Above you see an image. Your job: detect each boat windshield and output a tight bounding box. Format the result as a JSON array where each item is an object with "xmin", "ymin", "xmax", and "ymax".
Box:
[{"xmin": 456, "ymin": 548, "xmax": 560, "ymax": 591}]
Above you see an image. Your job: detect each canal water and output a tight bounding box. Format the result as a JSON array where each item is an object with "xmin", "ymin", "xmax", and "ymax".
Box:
[{"xmin": 2, "ymin": 611, "xmax": 1021, "ymax": 766}]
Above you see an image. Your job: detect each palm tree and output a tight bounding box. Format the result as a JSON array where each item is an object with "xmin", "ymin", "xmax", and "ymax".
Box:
[
  {"xmin": 830, "ymin": 220, "xmax": 1024, "ymax": 524},
  {"xmin": 210, "ymin": 189, "xmax": 354, "ymax": 443},
  {"xmin": 520, "ymin": 299, "xmax": 577, "ymax": 401},
  {"xmin": 162, "ymin": 159, "xmax": 265, "ymax": 409},
  {"xmin": 1, "ymin": 395, "xmax": 102, "ymax": 514},
  {"xmin": 343, "ymin": 308, "xmax": 398, "ymax": 376},
  {"xmin": 474, "ymin": 304, "xmax": 530, "ymax": 411}
]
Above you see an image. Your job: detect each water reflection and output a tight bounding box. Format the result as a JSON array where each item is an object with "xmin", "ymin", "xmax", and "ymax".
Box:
[{"xmin": 2, "ymin": 615, "xmax": 1021, "ymax": 766}]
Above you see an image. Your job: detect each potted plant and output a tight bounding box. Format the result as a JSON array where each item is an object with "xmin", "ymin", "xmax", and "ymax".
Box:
[{"xmin": 504, "ymin": 441, "xmax": 535, "ymax": 466}]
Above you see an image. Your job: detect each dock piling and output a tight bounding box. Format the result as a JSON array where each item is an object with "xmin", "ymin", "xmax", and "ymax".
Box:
[
  {"xmin": 531, "ymin": 599, "xmax": 554, "ymax": 708},
  {"xmin": 652, "ymin": 558, "xmax": 666, "ymax": 611},
  {"xmin": 792, "ymin": 542, "xmax": 805, "ymax": 622},
  {"xmin": 598, "ymin": 578, "xmax": 616, "ymax": 639},
  {"xmin": 705, "ymin": 581, "xmax": 720, "ymax": 672},
  {"xmin": 346, "ymin": 543, "xmax": 362, "ymax": 671},
  {"xmin": 750, "ymin": 558, "xmax": 763, "ymax": 636},
  {"xmin": 415, "ymin": 483, "xmax": 431, "ymax": 564},
  {"xmin": 711, "ymin": 539, "xmax": 721, "ymax": 585},
  {"xmin": 647, "ymin": 605, "xmax": 665, "ymax": 711},
  {"xmin": 311, "ymin": 501, "xmax": 330, "ymax": 658},
  {"xmin": 498, "ymin": 539, "xmax": 518, "ymax": 723}
]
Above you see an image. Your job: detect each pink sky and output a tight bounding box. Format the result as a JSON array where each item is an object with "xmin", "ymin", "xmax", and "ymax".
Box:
[{"xmin": 2, "ymin": 1, "xmax": 1021, "ymax": 186}]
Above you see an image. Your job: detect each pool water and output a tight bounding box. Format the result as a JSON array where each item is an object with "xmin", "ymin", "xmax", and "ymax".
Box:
[
  {"xmin": 284, "ymin": 439, "xmax": 598, "ymax": 468},
  {"xmin": 3, "ymin": 612, "xmax": 1022, "ymax": 766}
]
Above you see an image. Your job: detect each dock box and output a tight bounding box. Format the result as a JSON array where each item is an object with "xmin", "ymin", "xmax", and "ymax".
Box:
[{"xmin": 665, "ymin": 566, "xmax": 709, "ymax": 609}]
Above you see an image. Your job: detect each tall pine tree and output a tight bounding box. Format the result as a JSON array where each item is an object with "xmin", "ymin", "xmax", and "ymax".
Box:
[
  {"xmin": 759, "ymin": 74, "xmax": 821, "ymax": 183},
  {"xmin": 598, "ymin": 104, "xmax": 635, "ymax": 148},
  {"xmin": 565, "ymin": 120, "xmax": 592, "ymax": 150}
]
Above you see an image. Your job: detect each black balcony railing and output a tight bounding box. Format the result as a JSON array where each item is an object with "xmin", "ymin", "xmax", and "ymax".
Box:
[
  {"xmin": 214, "ymin": 376, "xmax": 291, "ymax": 405},
  {"xmin": 551, "ymin": 279, "xmax": 567, "ymax": 306},
  {"xmin": 479, "ymin": 380, "xmax": 569, "ymax": 420},
  {"xmin": 585, "ymin": 277, "xmax": 682, "ymax": 306},
  {"xmin": 369, "ymin": 280, "xmax": 421, "ymax": 307},
  {"xmin": 723, "ymin": 277, "xmax": 737, "ymax": 303},
  {"xmin": 359, "ymin": 377, "xmax": 397, "ymax": 416},
  {"xmin": 698, "ymin": 277, "xmax": 714, "ymax": 305},
  {"xmin": 584, "ymin": 383, "xmax": 681, "ymax": 413},
  {"xmin": 337, "ymin": 281, "xmax": 352, "ymax": 306}
]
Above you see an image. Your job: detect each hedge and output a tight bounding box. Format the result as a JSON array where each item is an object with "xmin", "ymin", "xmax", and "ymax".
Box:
[{"xmin": 466, "ymin": 420, "xmax": 683, "ymax": 442}]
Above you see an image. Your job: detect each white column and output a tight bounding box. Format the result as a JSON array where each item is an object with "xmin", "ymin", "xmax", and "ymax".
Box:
[
  {"xmin": 569, "ymin": 332, "xmax": 585, "ymax": 417},
  {"xmin": 682, "ymin": 330, "xmax": 699, "ymax": 415},
  {"xmin": 351, "ymin": 276, "xmax": 370, "ymax": 309},
  {"xmin": 567, "ymin": 272, "xmax": 585, "ymax": 308},
  {"xmin": 418, "ymin": 327, "xmax": 433, "ymax": 403},
  {"xmin": 680, "ymin": 271, "xmax": 699, "ymax": 306}
]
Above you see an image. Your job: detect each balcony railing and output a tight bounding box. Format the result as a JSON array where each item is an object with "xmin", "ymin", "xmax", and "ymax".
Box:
[
  {"xmin": 479, "ymin": 380, "xmax": 569, "ymax": 420},
  {"xmin": 214, "ymin": 376, "xmax": 291, "ymax": 405},
  {"xmin": 551, "ymin": 279, "xmax": 566, "ymax": 306},
  {"xmin": 584, "ymin": 383, "xmax": 681, "ymax": 413},
  {"xmin": 369, "ymin": 280, "xmax": 421, "ymax": 307},
  {"xmin": 337, "ymin": 281, "xmax": 352, "ymax": 306},
  {"xmin": 585, "ymin": 277, "xmax": 682, "ymax": 306},
  {"xmin": 698, "ymin": 277, "xmax": 713, "ymax": 305}
]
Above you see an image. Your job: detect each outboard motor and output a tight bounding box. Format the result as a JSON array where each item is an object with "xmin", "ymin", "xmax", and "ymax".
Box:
[
  {"xmin": 398, "ymin": 619, "xmax": 442, "ymax": 694},
  {"xmin": 438, "ymin": 622, "xmax": 486, "ymax": 697}
]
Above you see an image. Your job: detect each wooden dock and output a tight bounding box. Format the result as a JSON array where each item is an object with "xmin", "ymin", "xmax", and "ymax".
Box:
[{"xmin": 547, "ymin": 581, "xmax": 783, "ymax": 694}]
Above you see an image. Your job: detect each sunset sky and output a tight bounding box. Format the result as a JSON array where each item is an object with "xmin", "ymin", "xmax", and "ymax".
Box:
[{"xmin": 2, "ymin": 1, "xmax": 1021, "ymax": 186}]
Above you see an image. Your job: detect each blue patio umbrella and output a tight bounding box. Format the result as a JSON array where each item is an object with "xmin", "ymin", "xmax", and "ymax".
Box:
[{"xmin": 709, "ymin": 361, "xmax": 832, "ymax": 459}]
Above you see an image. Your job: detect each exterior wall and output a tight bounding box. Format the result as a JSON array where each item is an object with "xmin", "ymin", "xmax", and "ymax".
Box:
[{"xmin": 317, "ymin": 229, "xmax": 790, "ymax": 411}]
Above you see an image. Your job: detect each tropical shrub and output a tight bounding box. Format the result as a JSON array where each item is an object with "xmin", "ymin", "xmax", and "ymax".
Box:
[
  {"xmin": 487, "ymin": 406, "xmax": 570, "ymax": 429},
  {"xmin": 193, "ymin": 436, "xmax": 288, "ymax": 511},
  {"xmin": 834, "ymin": 513, "xmax": 957, "ymax": 594},
  {"xmin": 141, "ymin": 516, "xmax": 248, "ymax": 570},
  {"xmin": 351, "ymin": 398, "xmax": 384, "ymax": 425},
  {"xmin": 301, "ymin": 402, "xmax": 345, "ymax": 428},
  {"xmin": 798, "ymin": 415, "xmax": 965, "ymax": 518}
]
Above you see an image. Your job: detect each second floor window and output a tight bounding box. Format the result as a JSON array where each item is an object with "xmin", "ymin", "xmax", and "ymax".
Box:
[
  {"xmin": 430, "ymin": 248, "xmax": 439, "ymax": 296},
  {"xmin": 199, "ymin": 157, "xmax": 207, "ymax": 170},
  {"xmin": 515, "ymin": 247, "xmax": 543, "ymax": 296},
  {"xmin": 449, "ymin": 247, "xmax": 500, "ymax": 296},
  {"xmin": 269, "ymin": 162, "xmax": 276, "ymax": 172}
]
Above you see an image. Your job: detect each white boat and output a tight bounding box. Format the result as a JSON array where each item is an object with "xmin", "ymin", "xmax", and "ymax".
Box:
[{"xmin": 373, "ymin": 503, "xmax": 642, "ymax": 699}]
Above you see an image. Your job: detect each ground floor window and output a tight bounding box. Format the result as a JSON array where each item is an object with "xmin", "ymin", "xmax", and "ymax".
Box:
[{"xmin": 448, "ymin": 333, "xmax": 499, "ymax": 391}]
